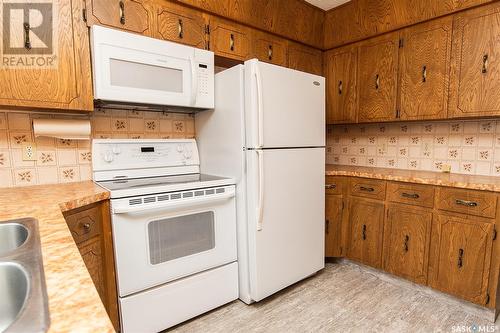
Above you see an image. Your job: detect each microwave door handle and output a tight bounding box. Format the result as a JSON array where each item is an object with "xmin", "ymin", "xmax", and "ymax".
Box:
[
  {"xmin": 254, "ymin": 65, "xmax": 264, "ymax": 148},
  {"xmin": 189, "ymin": 56, "xmax": 198, "ymax": 106},
  {"xmin": 113, "ymin": 192, "xmax": 235, "ymax": 215},
  {"xmin": 256, "ymin": 150, "xmax": 264, "ymax": 231}
]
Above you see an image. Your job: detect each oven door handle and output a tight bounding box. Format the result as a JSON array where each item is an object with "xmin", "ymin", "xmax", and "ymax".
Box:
[{"xmin": 113, "ymin": 192, "xmax": 235, "ymax": 215}]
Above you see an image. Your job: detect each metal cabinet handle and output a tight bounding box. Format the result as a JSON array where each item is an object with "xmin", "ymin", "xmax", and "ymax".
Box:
[
  {"xmin": 401, "ymin": 192, "xmax": 420, "ymax": 199},
  {"xmin": 457, "ymin": 248, "xmax": 464, "ymax": 268},
  {"xmin": 23, "ymin": 23, "xmax": 31, "ymax": 49},
  {"xmin": 422, "ymin": 65, "xmax": 427, "ymax": 82},
  {"xmin": 268, "ymin": 45, "xmax": 273, "ymax": 60},
  {"xmin": 362, "ymin": 224, "xmax": 367, "ymax": 240},
  {"xmin": 360, "ymin": 186, "xmax": 375, "ymax": 192},
  {"xmin": 375, "ymin": 74, "xmax": 380, "ymax": 90},
  {"xmin": 325, "ymin": 219, "xmax": 329, "ymax": 234},
  {"xmin": 178, "ymin": 19, "xmax": 183, "ymax": 39},
  {"xmin": 119, "ymin": 1, "xmax": 125, "ymax": 25},
  {"xmin": 230, "ymin": 33, "xmax": 235, "ymax": 51},
  {"xmin": 482, "ymin": 54, "xmax": 488, "ymax": 74},
  {"xmin": 338, "ymin": 80, "xmax": 343, "ymax": 95},
  {"xmin": 325, "ymin": 184, "xmax": 336, "ymax": 190},
  {"xmin": 455, "ymin": 199, "xmax": 478, "ymax": 207},
  {"xmin": 403, "ymin": 235, "xmax": 410, "ymax": 252}
]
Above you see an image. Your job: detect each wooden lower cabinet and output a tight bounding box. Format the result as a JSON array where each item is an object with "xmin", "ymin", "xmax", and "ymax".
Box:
[
  {"xmin": 325, "ymin": 194, "xmax": 344, "ymax": 257},
  {"xmin": 428, "ymin": 213, "xmax": 495, "ymax": 306},
  {"xmin": 347, "ymin": 197, "xmax": 384, "ymax": 268},
  {"xmin": 63, "ymin": 201, "xmax": 119, "ymax": 331},
  {"xmin": 384, "ymin": 204, "xmax": 432, "ymax": 284}
]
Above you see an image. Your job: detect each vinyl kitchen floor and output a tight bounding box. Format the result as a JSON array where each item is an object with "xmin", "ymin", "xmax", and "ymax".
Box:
[{"xmin": 167, "ymin": 260, "xmax": 499, "ymax": 333}]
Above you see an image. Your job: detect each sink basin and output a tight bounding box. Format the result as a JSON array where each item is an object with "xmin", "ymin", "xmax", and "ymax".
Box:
[
  {"xmin": 0, "ymin": 224, "xmax": 29, "ymax": 256},
  {"xmin": 0, "ymin": 263, "xmax": 29, "ymax": 332}
]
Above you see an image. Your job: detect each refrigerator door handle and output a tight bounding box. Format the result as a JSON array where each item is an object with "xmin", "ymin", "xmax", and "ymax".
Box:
[
  {"xmin": 254, "ymin": 64, "xmax": 264, "ymax": 148},
  {"xmin": 256, "ymin": 150, "xmax": 264, "ymax": 231}
]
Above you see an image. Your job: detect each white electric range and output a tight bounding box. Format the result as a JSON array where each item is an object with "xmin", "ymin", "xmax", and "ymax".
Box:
[{"xmin": 93, "ymin": 139, "xmax": 238, "ymax": 333}]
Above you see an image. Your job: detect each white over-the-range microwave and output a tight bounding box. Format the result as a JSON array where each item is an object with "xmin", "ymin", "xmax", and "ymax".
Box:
[{"xmin": 90, "ymin": 25, "xmax": 214, "ymax": 112}]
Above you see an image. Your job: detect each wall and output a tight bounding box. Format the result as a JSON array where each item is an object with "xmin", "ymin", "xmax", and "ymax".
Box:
[
  {"xmin": 326, "ymin": 120, "xmax": 500, "ymax": 176},
  {"xmin": 0, "ymin": 110, "xmax": 195, "ymax": 188}
]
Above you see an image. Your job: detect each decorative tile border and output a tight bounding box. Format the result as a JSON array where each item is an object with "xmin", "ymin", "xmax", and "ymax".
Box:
[
  {"xmin": 327, "ymin": 120, "xmax": 500, "ymax": 176},
  {"xmin": 0, "ymin": 110, "xmax": 195, "ymax": 188}
]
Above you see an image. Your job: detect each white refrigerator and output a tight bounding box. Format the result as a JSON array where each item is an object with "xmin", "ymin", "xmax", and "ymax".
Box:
[{"xmin": 196, "ymin": 59, "xmax": 325, "ymax": 304}]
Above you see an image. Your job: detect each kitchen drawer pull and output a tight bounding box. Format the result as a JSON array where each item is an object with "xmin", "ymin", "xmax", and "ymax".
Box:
[
  {"xmin": 362, "ymin": 224, "xmax": 367, "ymax": 240},
  {"xmin": 403, "ymin": 235, "xmax": 409, "ymax": 252},
  {"xmin": 268, "ymin": 45, "xmax": 273, "ymax": 60},
  {"xmin": 457, "ymin": 248, "xmax": 464, "ymax": 268},
  {"xmin": 338, "ymin": 80, "xmax": 343, "ymax": 95},
  {"xmin": 422, "ymin": 65, "xmax": 427, "ymax": 83},
  {"xmin": 119, "ymin": 1, "xmax": 125, "ymax": 25},
  {"xmin": 401, "ymin": 192, "xmax": 420, "ymax": 199},
  {"xmin": 230, "ymin": 34, "xmax": 235, "ymax": 51},
  {"xmin": 360, "ymin": 186, "xmax": 375, "ymax": 192},
  {"xmin": 82, "ymin": 223, "xmax": 91, "ymax": 230},
  {"xmin": 375, "ymin": 74, "xmax": 380, "ymax": 90},
  {"xmin": 455, "ymin": 199, "xmax": 478, "ymax": 207},
  {"xmin": 325, "ymin": 219, "xmax": 329, "ymax": 234},
  {"xmin": 23, "ymin": 23, "xmax": 31, "ymax": 49},
  {"xmin": 325, "ymin": 184, "xmax": 336, "ymax": 190},
  {"xmin": 482, "ymin": 54, "xmax": 488, "ymax": 74},
  {"xmin": 178, "ymin": 19, "xmax": 183, "ymax": 39}
]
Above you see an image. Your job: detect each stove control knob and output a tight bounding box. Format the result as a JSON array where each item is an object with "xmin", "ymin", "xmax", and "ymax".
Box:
[
  {"xmin": 176, "ymin": 145, "xmax": 184, "ymax": 153},
  {"xmin": 183, "ymin": 151, "xmax": 192, "ymax": 159},
  {"xmin": 104, "ymin": 153, "xmax": 114, "ymax": 163},
  {"xmin": 112, "ymin": 146, "xmax": 121, "ymax": 155}
]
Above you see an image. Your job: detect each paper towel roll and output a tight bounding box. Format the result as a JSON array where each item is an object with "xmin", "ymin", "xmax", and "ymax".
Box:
[{"xmin": 33, "ymin": 118, "xmax": 91, "ymax": 140}]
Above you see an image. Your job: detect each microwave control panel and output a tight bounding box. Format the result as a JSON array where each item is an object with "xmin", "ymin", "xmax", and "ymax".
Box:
[
  {"xmin": 197, "ymin": 63, "xmax": 210, "ymax": 95},
  {"xmin": 193, "ymin": 49, "xmax": 214, "ymax": 108}
]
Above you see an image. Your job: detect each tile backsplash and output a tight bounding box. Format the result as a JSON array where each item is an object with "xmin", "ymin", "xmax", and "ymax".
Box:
[
  {"xmin": 0, "ymin": 110, "xmax": 195, "ymax": 188},
  {"xmin": 326, "ymin": 120, "xmax": 500, "ymax": 176}
]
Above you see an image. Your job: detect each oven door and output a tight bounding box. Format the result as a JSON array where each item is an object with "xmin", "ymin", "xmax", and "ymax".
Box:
[{"xmin": 111, "ymin": 185, "xmax": 237, "ymax": 297}]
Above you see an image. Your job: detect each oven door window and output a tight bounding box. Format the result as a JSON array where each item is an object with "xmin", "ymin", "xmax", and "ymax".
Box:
[{"xmin": 147, "ymin": 211, "xmax": 215, "ymax": 265}]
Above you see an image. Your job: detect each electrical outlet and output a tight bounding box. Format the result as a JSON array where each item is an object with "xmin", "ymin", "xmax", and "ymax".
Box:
[
  {"xmin": 22, "ymin": 143, "xmax": 37, "ymax": 161},
  {"xmin": 442, "ymin": 164, "xmax": 452, "ymax": 173}
]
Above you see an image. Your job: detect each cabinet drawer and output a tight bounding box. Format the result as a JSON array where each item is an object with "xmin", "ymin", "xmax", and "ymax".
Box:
[
  {"xmin": 325, "ymin": 176, "xmax": 343, "ymax": 195},
  {"xmin": 386, "ymin": 182, "xmax": 435, "ymax": 208},
  {"xmin": 349, "ymin": 178, "xmax": 386, "ymax": 200},
  {"xmin": 436, "ymin": 187, "xmax": 497, "ymax": 219},
  {"xmin": 65, "ymin": 205, "xmax": 102, "ymax": 244}
]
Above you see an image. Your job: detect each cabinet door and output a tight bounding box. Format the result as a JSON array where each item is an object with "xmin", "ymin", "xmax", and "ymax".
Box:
[
  {"xmin": 325, "ymin": 45, "xmax": 358, "ymax": 124},
  {"xmin": 79, "ymin": 238, "xmax": 105, "ymax": 300},
  {"xmin": 252, "ymin": 32, "xmax": 288, "ymax": 67},
  {"xmin": 86, "ymin": 0, "xmax": 152, "ymax": 35},
  {"xmin": 384, "ymin": 204, "xmax": 432, "ymax": 284},
  {"xmin": 399, "ymin": 16, "xmax": 452, "ymax": 120},
  {"xmin": 0, "ymin": 0, "xmax": 92, "ymax": 111},
  {"xmin": 429, "ymin": 214, "xmax": 494, "ymax": 305},
  {"xmin": 325, "ymin": 194, "xmax": 344, "ymax": 257},
  {"xmin": 449, "ymin": 2, "xmax": 500, "ymax": 118},
  {"xmin": 358, "ymin": 32, "xmax": 399, "ymax": 123},
  {"xmin": 155, "ymin": 1, "xmax": 207, "ymax": 48},
  {"xmin": 347, "ymin": 198, "xmax": 385, "ymax": 268},
  {"xmin": 287, "ymin": 42, "xmax": 323, "ymax": 76},
  {"xmin": 208, "ymin": 16, "xmax": 250, "ymax": 61}
]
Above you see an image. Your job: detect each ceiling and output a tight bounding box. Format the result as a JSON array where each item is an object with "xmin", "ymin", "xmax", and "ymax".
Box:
[{"xmin": 304, "ymin": 0, "xmax": 350, "ymax": 11}]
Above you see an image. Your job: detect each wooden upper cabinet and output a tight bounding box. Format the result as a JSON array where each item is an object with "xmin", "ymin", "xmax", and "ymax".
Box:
[
  {"xmin": 347, "ymin": 198, "xmax": 385, "ymax": 268},
  {"xmin": 208, "ymin": 16, "xmax": 250, "ymax": 61},
  {"xmin": 358, "ymin": 32, "xmax": 399, "ymax": 123},
  {"xmin": 325, "ymin": 45, "xmax": 358, "ymax": 124},
  {"xmin": 154, "ymin": 1, "xmax": 207, "ymax": 48},
  {"xmin": 86, "ymin": 0, "xmax": 153, "ymax": 36},
  {"xmin": 325, "ymin": 194, "xmax": 344, "ymax": 257},
  {"xmin": 384, "ymin": 204, "xmax": 432, "ymax": 284},
  {"xmin": 449, "ymin": 2, "xmax": 500, "ymax": 118},
  {"xmin": 0, "ymin": 0, "xmax": 93, "ymax": 111},
  {"xmin": 429, "ymin": 213, "xmax": 494, "ymax": 305},
  {"xmin": 398, "ymin": 16, "xmax": 453, "ymax": 120},
  {"xmin": 287, "ymin": 42, "xmax": 323, "ymax": 76},
  {"xmin": 252, "ymin": 32, "xmax": 288, "ymax": 67}
]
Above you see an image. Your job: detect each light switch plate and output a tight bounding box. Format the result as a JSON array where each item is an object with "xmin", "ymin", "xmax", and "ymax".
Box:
[{"xmin": 22, "ymin": 143, "xmax": 37, "ymax": 161}]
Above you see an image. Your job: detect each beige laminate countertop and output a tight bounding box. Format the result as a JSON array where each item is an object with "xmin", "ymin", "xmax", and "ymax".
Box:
[
  {"xmin": 0, "ymin": 181, "xmax": 114, "ymax": 333},
  {"xmin": 326, "ymin": 165, "xmax": 500, "ymax": 192}
]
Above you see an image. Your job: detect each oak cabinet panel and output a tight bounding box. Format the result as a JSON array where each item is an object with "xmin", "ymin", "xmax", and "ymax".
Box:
[
  {"xmin": 79, "ymin": 238, "xmax": 105, "ymax": 299},
  {"xmin": 0, "ymin": 0, "xmax": 92, "ymax": 111},
  {"xmin": 436, "ymin": 187, "xmax": 497, "ymax": 219},
  {"xmin": 386, "ymin": 182, "xmax": 435, "ymax": 208},
  {"xmin": 325, "ymin": 45, "xmax": 358, "ymax": 124},
  {"xmin": 287, "ymin": 42, "xmax": 323, "ymax": 76},
  {"xmin": 208, "ymin": 16, "xmax": 251, "ymax": 61},
  {"xmin": 429, "ymin": 213, "xmax": 494, "ymax": 305},
  {"xmin": 384, "ymin": 204, "xmax": 432, "ymax": 284},
  {"xmin": 398, "ymin": 16, "xmax": 452, "ymax": 120},
  {"xmin": 325, "ymin": 194, "xmax": 344, "ymax": 257},
  {"xmin": 155, "ymin": 1, "xmax": 207, "ymax": 48},
  {"xmin": 252, "ymin": 32, "xmax": 288, "ymax": 67},
  {"xmin": 349, "ymin": 178, "xmax": 386, "ymax": 200},
  {"xmin": 86, "ymin": 0, "xmax": 153, "ymax": 35},
  {"xmin": 347, "ymin": 198, "xmax": 385, "ymax": 268},
  {"xmin": 449, "ymin": 2, "xmax": 500, "ymax": 118},
  {"xmin": 358, "ymin": 32, "xmax": 400, "ymax": 123}
]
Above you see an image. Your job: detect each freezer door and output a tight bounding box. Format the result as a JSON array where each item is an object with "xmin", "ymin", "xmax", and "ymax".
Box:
[
  {"xmin": 244, "ymin": 59, "xmax": 325, "ymax": 149},
  {"xmin": 246, "ymin": 148, "xmax": 325, "ymax": 302}
]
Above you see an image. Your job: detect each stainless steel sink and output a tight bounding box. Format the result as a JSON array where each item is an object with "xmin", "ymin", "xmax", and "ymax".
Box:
[{"xmin": 0, "ymin": 218, "xmax": 50, "ymax": 333}]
